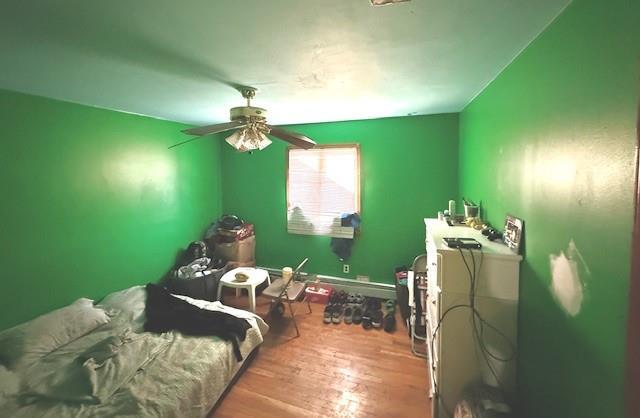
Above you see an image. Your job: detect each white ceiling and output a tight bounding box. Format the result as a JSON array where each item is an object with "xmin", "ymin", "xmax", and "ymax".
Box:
[{"xmin": 0, "ymin": 0, "xmax": 570, "ymax": 126}]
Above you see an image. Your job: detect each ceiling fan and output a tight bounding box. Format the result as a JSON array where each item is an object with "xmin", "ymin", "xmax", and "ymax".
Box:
[{"xmin": 169, "ymin": 87, "xmax": 316, "ymax": 152}]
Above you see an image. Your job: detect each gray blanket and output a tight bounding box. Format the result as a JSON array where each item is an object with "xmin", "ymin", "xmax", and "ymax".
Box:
[
  {"xmin": 2, "ymin": 299, "xmax": 268, "ymax": 417},
  {"xmin": 22, "ymin": 327, "xmax": 172, "ymax": 404}
]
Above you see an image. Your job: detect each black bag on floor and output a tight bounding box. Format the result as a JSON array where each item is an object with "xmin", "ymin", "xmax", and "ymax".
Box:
[
  {"xmin": 165, "ymin": 263, "xmax": 229, "ymax": 302},
  {"xmin": 395, "ymin": 266, "xmax": 410, "ymax": 322}
]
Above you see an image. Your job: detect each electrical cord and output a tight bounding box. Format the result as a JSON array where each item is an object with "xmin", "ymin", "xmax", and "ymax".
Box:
[
  {"xmin": 429, "ymin": 246, "xmax": 516, "ymax": 414},
  {"xmin": 456, "ymin": 248, "xmax": 501, "ymax": 389},
  {"xmin": 463, "ymin": 248, "xmax": 504, "ymax": 389},
  {"xmin": 430, "ymin": 303, "xmax": 472, "ymax": 416},
  {"xmin": 460, "ymin": 247, "xmax": 516, "ymax": 390},
  {"xmin": 465, "ymin": 248, "xmax": 516, "ymax": 362}
]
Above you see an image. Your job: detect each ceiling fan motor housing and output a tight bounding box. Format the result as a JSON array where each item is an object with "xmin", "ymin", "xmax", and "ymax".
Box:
[{"xmin": 230, "ymin": 106, "xmax": 267, "ymax": 121}]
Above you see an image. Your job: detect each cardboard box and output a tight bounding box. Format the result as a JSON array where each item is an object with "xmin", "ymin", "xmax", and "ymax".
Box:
[
  {"xmin": 226, "ymin": 260, "xmax": 256, "ymax": 268},
  {"xmin": 213, "ymin": 235, "xmax": 255, "ymax": 263}
]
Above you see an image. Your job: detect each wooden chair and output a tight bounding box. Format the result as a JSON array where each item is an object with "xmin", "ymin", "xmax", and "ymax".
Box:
[{"xmin": 261, "ymin": 258, "xmax": 312, "ymax": 337}]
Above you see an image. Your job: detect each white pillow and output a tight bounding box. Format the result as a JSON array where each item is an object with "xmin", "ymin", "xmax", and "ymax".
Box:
[
  {"xmin": 0, "ymin": 298, "xmax": 112, "ymax": 370},
  {"xmin": 0, "ymin": 365, "xmax": 19, "ymax": 396},
  {"xmin": 96, "ymin": 286, "xmax": 147, "ymax": 332}
]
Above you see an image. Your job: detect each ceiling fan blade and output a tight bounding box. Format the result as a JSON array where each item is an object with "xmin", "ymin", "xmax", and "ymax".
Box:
[
  {"xmin": 182, "ymin": 120, "xmax": 246, "ymax": 136},
  {"xmin": 168, "ymin": 135, "xmax": 208, "ymax": 149},
  {"xmin": 267, "ymin": 126, "xmax": 316, "ymax": 149}
]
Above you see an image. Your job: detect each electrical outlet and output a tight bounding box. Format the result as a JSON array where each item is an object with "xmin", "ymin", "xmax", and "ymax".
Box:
[{"xmin": 343, "ymin": 264, "xmax": 350, "ymax": 273}]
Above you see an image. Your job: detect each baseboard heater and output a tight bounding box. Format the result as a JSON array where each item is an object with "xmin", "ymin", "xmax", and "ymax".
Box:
[{"xmin": 258, "ymin": 266, "xmax": 396, "ymax": 300}]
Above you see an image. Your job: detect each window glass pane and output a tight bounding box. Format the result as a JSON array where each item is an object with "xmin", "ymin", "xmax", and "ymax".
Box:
[{"xmin": 287, "ymin": 145, "xmax": 360, "ymax": 237}]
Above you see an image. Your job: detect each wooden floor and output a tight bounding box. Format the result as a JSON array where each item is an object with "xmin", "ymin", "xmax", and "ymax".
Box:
[{"xmin": 212, "ymin": 293, "xmax": 431, "ymax": 418}]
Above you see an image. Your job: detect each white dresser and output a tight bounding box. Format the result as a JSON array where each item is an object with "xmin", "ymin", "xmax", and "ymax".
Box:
[{"xmin": 424, "ymin": 218, "xmax": 521, "ymax": 418}]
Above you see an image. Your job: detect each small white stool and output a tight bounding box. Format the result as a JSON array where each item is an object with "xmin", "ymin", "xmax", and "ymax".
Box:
[{"xmin": 217, "ymin": 267, "xmax": 271, "ymax": 313}]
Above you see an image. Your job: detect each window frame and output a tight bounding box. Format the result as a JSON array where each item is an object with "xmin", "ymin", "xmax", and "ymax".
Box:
[{"xmin": 285, "ymin": 143, "xmax": 361, "ymax": 235}]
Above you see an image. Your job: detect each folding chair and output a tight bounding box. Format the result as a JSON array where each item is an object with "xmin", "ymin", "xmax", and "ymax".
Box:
[{"xmin": 262, "ymin": 258, "xmax": 312, "ymax": 337}]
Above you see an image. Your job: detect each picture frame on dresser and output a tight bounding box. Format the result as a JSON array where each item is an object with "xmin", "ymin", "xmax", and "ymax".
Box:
[{"xmin": 503, "ymin": 215, "xmax": 523, "ymax": 254}]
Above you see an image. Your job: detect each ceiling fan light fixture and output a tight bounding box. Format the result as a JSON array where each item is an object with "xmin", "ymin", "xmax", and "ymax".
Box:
[
  {"xmin": 224, "ymin": 129, "xmax": 244, "ymax": 149},
  {"xmin": 171, "ymin": 87, "xmax": 315, "ymax": 151},
  {"xmin": 257, "ymin": 131, "xmax": 272, "ymax": 150},
  {"xmin": 225, "ymin": 126, "xmax": 272, "ymax": 152}
]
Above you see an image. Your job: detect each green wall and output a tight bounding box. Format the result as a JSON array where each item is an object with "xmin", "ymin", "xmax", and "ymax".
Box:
[
  {"xmin": 0, "ymin": 89, "xmax": 222, "ymax": 331},
  {"xmin": 221, "ymin": 114, "xmax": 459, "ymax": 283},
  {"xmin": 459, "ymin": 0, "xmax": 639, "ymax": 417}
]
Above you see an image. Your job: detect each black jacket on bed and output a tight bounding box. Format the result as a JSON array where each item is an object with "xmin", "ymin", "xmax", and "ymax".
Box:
[{"xmin": 144, "ymin": 283, "xmax": 252, "ymax": 361}]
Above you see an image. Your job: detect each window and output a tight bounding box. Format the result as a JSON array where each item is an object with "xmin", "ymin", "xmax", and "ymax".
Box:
[{"xmin": 287, "ymin": 145, "xmax": 360, "ymax": 238}]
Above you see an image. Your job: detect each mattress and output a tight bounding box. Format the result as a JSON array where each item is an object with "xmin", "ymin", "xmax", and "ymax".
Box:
[{"xmin": 1, "ymin": 294, "xmax": 268, "ymax": 418}]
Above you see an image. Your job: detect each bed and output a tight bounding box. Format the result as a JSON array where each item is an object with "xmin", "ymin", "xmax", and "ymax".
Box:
[{"xmin": 0, "ymin": 285, "xmax": 268, "ymax": 418}]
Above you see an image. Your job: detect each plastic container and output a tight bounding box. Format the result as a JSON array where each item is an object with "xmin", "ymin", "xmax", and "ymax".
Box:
[
  {"xmin": 464, "ymin": 204, "xmax": 480, "ymax": 218},
  {"xmin": 304, "ymin": 283, "xmax": 334, "ymax": 304},
  {"xmin": 448, "ymin": 199, "xmax": 456, "ymax": 217}
]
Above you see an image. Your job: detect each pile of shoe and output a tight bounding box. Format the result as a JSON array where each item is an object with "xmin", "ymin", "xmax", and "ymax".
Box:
[
  {"xmin": 361, "ymin": 299, "xmax": 396, "ymax": 332},
  {"xmin": 323, "ymin": 290, "xmax": 397, "ymax": 333},
  {"xmin": 324, "ymin": 290, "xmax": 363, "ymax": 325}
]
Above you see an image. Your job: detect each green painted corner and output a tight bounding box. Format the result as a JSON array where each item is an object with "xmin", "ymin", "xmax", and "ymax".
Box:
[
  {"xmin": 220, "ymin": 114, "xmax": 459, "ymax": 284},
  {"xmin": 459, "ymin": 0, "xmax": 639, "ymax": 416},
  {"xmin": 1, "ymin": 1, "xmax": 638, "ymax": 416},
  {"xmin": 0, "ymin": 89, "xmax": 223, "ymax": 331}
]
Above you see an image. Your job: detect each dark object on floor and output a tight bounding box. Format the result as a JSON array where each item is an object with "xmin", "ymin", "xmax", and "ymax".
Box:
[
  {"xmin": 384, "ymin": 300, "xmax": 396, "ymax": 333},
  {"xmin": 367, "ymin": 297, "xmax": 381, "ymax": 311},
  {"xmin": 352, "ymin": 306, "xmax": 363, "ymax": 324},
  {"xmin": 165, "ymin": 262, "xmax": 229, "ymax": 302},
  {"xmin": 395, "ymin": 266, "xmax": 410, "ymax": 322},
  {"xmin": 324, "ymin": 304, "xmax": 333, "ymax": 324},
  {"xmin": 354, "ymin": 293, "xmax": 364, "ymax": 305},
  {"xmin": 327, "ymin": 289, "xmax": 338, "ymax": 305},
  {"xmin": 383, "ymin": 313, "xmax": 396, "ymax": 332},
  {"xmin": 337, "ymin": 290, "xmax": 348, "ymax": 304},
  {"xmin": 371, "ymin": 310, "xmax": 383, "ymax": 328},
  {"xmin": 331, "ymin": 305, "xmax": 343, "ymax": 324},
  {"xmin": 144, "ymin": 283, "xmax": 251, "ymax": 361},
  {"xmin": 344, "ymin": 306, "xmax": 354, "ymax": 324},
  {"xmin": 362, "ymin": 309, "xmax": 372, "ymax": 330},
  {"xmin": 454, "ymin": 384, "xmax": 513, "ymax": 418},
  {"xmin": 270, "ymin": 302, "xmax": 285, "ymax": 319}
]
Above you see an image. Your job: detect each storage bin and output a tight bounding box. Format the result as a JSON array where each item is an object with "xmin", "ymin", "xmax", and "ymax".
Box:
[
  {"xmin": 305, "ymin": 283, "xmax": 334, "ymax": 304},
  {"xmin": 165, "ymin": 264, "xmax": 229, "ymax": 302}
]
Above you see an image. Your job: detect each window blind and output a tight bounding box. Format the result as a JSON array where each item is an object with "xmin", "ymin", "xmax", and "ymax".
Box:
[{"xmin": 287, "ymin": 145, "xmax": 360, "ymax": 238}]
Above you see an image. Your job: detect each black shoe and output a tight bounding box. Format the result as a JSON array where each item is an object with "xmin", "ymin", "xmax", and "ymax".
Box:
[
  {"xmin": 328, "ymin": 290, "xmax": 339, "ymax": 305},
  {"xmin": 383, "ymin": 312, "xmax": 396, "ymax": 332},
  {"xmin": 323, "ymin": 304, "xmax": 333, "ymax": 324},
  {"xmin": 344, "ymin": 306, "xmax": 354, "ymax": 324},
  {"xmin": 332, "ymin": 305, "xmax": 343, "ymax": 324},
  {"xmin": 362, "ymin": 309, "xmax": 372, "ymax": 329},
  {"xmin": 337, "ymin": 290, "xmax": 348, "ymax": 304},
  {"xmin": 346, "ymin": 293, "xmax": 356, "ymax": 305},
  {"xmin": 371, "ymin": 310, "xmax": 383, "ymax": 328},
  {"xmin": 352, "ymin": 307, "xmax": 363, "ymax": 325},
  {"xmin": 368, "ymin": 298, "xmax": 381, "ymax": 311}
]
